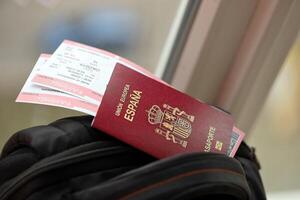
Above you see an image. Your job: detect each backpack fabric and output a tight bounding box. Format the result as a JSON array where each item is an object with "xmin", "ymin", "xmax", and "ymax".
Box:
[{"xmin": 0, "ymin": 116, "xmax": 266, "ymax": 200}]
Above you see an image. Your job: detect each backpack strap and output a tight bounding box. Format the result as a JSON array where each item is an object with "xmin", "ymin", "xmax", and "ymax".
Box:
[
  {"xmin": 0, "ymin": 142, "xmax": 154, "ymax": 200},
  {"xmin": 235, "ymin": 142, "xmax": 261, "ymax": 169},
  {"xmin": 0, "ymin": 116, "xmax": 110, "ymax": 186},
  {"xmin": 69, "ymin": 153, "xmax": 251, "ymax": 200},
  {"xmin": 235, "ymin": 142, "xmax": 266, "ymax": 200},
  {"xmin": 1, "ymin": 116, "xmax": 99, "ymax": 159}
]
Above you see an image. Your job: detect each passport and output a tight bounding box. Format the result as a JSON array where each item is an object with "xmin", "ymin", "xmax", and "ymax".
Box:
[{"xmin": 92, "ymin": 63, "xmax": 244, "ymax": 158}]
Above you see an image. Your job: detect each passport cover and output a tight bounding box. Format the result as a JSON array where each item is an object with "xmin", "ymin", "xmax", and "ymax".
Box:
[{"xmin": 92, "ymin": 63, "xmax": 239, "ymax": 159}]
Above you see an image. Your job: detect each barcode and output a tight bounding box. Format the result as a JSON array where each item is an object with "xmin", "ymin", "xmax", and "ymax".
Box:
[{"xmin": 226, "ymin": 131, "xmax": 239, "ymax": 156}]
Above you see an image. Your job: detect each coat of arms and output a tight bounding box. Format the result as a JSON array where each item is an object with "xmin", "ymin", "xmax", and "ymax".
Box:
[{"xmin": 146, "ymin": 104, "xmax": 194, "ymax": 148}]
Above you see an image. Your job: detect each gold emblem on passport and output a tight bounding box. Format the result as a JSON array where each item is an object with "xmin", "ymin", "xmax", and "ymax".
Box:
[
  {"xmin": 215, "ymin": 140, "xmax": 223, "ymax": 151},
  {"xmin": 146, "ymin": 104, "xmax": 194, "ymax": 148}
]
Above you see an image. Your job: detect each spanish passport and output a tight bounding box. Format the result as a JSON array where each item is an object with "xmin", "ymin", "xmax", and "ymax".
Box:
[{"xmin": 92, "ymin": 63, "xmax": 244, "ymax": 159}]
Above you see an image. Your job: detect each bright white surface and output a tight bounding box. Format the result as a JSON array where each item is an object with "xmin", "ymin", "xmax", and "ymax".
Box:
[{"xmin": 268, "ymin": 191, "xmax": 300, "ymax": 200}]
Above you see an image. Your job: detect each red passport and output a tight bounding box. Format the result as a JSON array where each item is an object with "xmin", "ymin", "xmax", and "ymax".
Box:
[{"xmin": 92, "ymin": 63, "xmax": 244, "ymax": 159}]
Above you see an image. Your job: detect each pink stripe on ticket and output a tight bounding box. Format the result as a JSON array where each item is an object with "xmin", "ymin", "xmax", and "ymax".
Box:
[
  {"xmin": 16, "ymin": 92, "xmax": 99, "ymax": 114},
  {"xmin": 32, "ymin": 74, "xmax": 102, "ymax": 102},
  {"xmin": 40, "ymin": 54, "xmax": 51, "ymax": 58}
]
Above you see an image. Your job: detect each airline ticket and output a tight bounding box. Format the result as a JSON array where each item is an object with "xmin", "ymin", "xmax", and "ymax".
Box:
[
  {"xmin": 31, "ymin": 40, "xmax": 162, "ymax": 105},
  {"xmin": 16, "ymin": 54, "xmax": 98, "ymax": 115}
]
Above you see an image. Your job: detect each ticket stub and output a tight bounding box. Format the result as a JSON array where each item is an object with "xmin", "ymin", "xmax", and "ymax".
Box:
[
  {"xmin": 92, "ymin": 63, "xmax": 245, "ymax": 158},
  {"xmin": 228, "ymin": 127, "xmax": 244, "ymax": 157},
  {"xmin": 31, "ymin": 41, "xmax": 115, "ymax": 105},
  {"xmin": 16, "ymin": 54, "xmax": 98, "ymax": 115},
  {"xmin": 31, "ymin": 40, "xmax": 164, "ymax": 105}
]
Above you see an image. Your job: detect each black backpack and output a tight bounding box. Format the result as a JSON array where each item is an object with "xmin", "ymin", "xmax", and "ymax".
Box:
[{"xmin": 0, "ymin": 116, "xmax": 266, "ymax": 200}]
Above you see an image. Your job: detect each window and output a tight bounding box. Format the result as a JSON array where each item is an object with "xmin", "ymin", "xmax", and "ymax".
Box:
[
  {"xmin": 0, "ymin": 0, "xmax": 185, "ymax": 148},
  {"xmin": 248, "ymin": 35, "xmax": 300, "ymax": 198}
]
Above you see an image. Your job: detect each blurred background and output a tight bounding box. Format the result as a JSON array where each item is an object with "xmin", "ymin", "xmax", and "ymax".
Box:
[
  {"xmin": 0, "ymin": 0, "xmax": 300, "ymax": 199},
  {"xmin": 0, "ymin": 0, "xmax": 181, "ymax": 145},
  {"xmin": 248, "ymin": 37, "xmax": 300, "ymax": 196}
]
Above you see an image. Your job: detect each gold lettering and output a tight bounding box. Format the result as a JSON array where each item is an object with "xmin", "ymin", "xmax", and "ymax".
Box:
[
  {"xmin": 133, "ymin": 90, "xmax": 142, "ymax": 97},
  {"xmin": 124, "ymin": 90, "xmax": 142, "ymax": 122},
  {"xmin": 124, "ymin": 113, "xmax": 133, "ymax": 122},
  {"xmin": 204, "ymin": 126, "xmax": 216, "ymax": 152}
]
